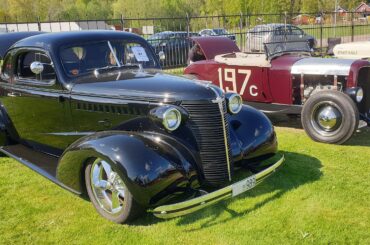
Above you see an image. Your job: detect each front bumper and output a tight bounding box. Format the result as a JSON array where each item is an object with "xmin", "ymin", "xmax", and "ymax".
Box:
[{"xmin": 152, "ymin": 155, "xmax": 284, "ymax": 219}]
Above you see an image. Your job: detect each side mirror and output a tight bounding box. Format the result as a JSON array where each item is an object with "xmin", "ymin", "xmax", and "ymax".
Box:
[
  {"xmin": 30, "ymin": 61, "xmax": 44, "ymax": 75},
  {"xmin": 158, "ymin": 51, "xmax": 166, "ymax": 61}
]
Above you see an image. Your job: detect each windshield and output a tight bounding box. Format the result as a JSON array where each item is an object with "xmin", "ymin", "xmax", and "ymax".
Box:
[
  {"xmin": 60, "ymin": 40, "xmax": 157, "ymax": 77},
  {"xmin": 264, "ymin": 40, "xmax": 311, "ymax": 59}
]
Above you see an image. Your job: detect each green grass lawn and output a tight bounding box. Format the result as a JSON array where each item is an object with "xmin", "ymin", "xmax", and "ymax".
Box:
[{"xmin": 0, "ymin": 126, "xmax": 369, "ymax": 244}]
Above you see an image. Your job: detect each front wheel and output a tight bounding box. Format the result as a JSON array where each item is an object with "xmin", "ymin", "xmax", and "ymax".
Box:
[
  {"xmin": 301, "ymin": 90, "xmax": 359, "ymax": 144},
  {"xmin": 85, "ymin": 158, "xmax": 142, "ymax": 223}
]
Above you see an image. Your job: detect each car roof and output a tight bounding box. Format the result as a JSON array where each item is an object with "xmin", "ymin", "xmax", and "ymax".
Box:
[
  {"xmin": 254, "ymin": 23, "xmax": 295, "ymax": 29},
  {"xmin": 0, "ymin": 31, "xmax": 45, "ymax": 57},
  {"xmin": 11, "ymin": 31, "xmax": 146, "ymax": 51}
]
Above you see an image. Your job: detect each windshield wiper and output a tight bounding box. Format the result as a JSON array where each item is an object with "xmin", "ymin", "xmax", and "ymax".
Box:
[{"xmin": 93, "ymin": 64, "xmax": 141, "ymax": 77}]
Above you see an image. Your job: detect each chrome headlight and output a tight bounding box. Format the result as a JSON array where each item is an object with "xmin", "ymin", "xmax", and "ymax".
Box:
[
  {"xmin": 226, "ymin": 93, "xmax": 242, "ymax": 114},
  {"xmin": 150, "ymin": 105, "xmax": 187, "ymax": 132},
  {"xmin": 356, "ymin": 87, "xmax": 364, "ymax": 103},
  {"xmin": 163, "ymin": 107, "xmax": 181, "ymax": 131}
]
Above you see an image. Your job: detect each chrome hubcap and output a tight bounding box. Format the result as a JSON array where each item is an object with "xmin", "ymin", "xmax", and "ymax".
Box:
[
  {"xmin": 317, "ymin": 105, "xmax": 340, "ymax": 130},
  {"xmin": 90, "ymin": 159, "xmax": 126, "ymax": 215},
  {"xmin": 311, "ymin": 102, "xmax": 343, "ymax": 135}
]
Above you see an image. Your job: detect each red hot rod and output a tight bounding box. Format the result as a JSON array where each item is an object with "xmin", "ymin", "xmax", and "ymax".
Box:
[{"xmin": 185, "ymin": 37, "xmax": 370, "ymax": 144}]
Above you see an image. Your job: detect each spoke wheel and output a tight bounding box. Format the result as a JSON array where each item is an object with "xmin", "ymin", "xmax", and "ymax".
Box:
[
  {"xmin": 85, "ymin": 158, "xmax": 143, "ymax": 223},
  {"xmin": 90, "ymin": 159, "xmax": 126, "ymax": 215}
]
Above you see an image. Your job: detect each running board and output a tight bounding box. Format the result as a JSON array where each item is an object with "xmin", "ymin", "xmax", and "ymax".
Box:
[{"xmin": 0, "ymin": 144, "xmax": 80, "ymax": 194}]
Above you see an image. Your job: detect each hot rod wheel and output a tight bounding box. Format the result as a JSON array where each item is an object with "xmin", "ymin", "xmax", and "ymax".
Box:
[
  {"xmin": 301, "ymin": 90, "xmax": 359, "ymax": 144},
  {"xmin": 85, "ymin": 158, "xmax": 143, "ymax": 224}
]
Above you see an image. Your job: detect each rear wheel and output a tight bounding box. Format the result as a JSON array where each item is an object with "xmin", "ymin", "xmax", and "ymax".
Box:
[
  {"xmin": 301, "ymin": 90, "xmax": 359, "ymax": 144},
  {"xmin": 85, "ymin": 158, "xmax": 142, "ymax": 223}
]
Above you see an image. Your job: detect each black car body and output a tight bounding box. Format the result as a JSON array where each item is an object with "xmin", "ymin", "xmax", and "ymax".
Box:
[
  {"xmin": 147, "ymin": 31, "xmax": 200, "ymax": 68},
  {"xmin": 0, "ymin": 31, "xmax": 283, "ymax": 223}
]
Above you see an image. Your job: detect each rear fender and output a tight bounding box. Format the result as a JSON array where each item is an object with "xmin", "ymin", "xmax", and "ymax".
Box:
[
  {"xmin": 57, "ymin": 131, "xmax": 199, "ymax": 207},
  {"xmin": 228, "ymin": 105, "xmax": 277, "ymax": 162}
]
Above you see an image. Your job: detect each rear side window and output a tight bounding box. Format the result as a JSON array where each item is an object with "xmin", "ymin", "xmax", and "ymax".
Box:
[{"xmin": 16, "ymin": 50, "xmax": 55, "ymax": 84}]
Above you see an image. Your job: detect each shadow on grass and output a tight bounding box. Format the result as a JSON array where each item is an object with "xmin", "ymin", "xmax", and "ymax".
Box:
[
  {"xmin": 344, "ymin": 127, "xmax": 370, "ymax": 147},
  {"xmin": 268, "ymin": 114, "xmax": 370, "ymax": 147},
  {"xmin": 172, "ymin": 151, "xmax": 322, "ymax": 230},
  {"xmin": 268, "ymin": 114, "xmax": 303, "ymax": 129}
]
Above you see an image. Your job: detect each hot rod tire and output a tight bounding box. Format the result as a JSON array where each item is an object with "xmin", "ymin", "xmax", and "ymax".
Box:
[
  {"xmin": 301, "ymin": 90, "xmax": 359, "ymax": 144},
  {"xmin": 85, "ymin": 158, "xmax": 143, "ymax": 224}
]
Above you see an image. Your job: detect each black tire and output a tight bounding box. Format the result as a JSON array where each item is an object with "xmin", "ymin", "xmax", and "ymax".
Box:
[
  {"xmin": 85, "ymin": 158, "xmax": 143, "ymax": 224},
  {"xmin": 301, "ymin": 90, "xmax": 359, "ymax": 144}
]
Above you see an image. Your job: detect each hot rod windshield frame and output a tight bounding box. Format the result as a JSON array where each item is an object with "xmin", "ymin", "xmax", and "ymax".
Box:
[{"xmin": 264, "ymin": 40, "xmax": 312, "ymax": 60}]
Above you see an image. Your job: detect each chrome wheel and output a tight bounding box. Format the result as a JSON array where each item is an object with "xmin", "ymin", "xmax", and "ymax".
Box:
[
  {"xmin": 90, "ymin": 159, "xmax": 126, "ymax": 215},
  {"xmin": 311, "ymin": 102, "xmax": 343, "ymax": 135}
]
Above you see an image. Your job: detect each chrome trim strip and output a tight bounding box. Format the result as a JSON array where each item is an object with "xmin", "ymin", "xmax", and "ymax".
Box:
[
  {"xmin": 210, "ymin": 86, "xmax": 232, "ymax": 182},
  {"xmin": 45, "ymin": 131, "xmax": 94, "ymax": 136},
  {"xmin": 217, "ymin": 99, "xmax": 232, "ymax": 182}
]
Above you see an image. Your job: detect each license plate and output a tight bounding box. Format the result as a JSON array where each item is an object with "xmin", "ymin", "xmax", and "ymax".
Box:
[{"xmin": 232, "ymin": 175, "xmax": 256, "ymax": 197}]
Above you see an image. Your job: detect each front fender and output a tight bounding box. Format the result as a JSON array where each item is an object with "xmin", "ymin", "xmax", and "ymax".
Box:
[
  {"xmin": 57, "ymin": 131, "xmax": 199, "ymax": 207},
  {"xmin": 228, "ymin": 105, "xmax": 277, "ymax": 163}
]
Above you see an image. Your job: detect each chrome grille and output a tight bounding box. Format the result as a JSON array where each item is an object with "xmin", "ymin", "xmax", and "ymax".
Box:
[{"xmin": 181, "ymin": 99, "xmax": 233, "ymax": 185}]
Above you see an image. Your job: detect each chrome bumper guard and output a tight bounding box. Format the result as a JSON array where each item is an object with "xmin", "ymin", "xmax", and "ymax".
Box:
[{"xmin": 152, "ymin": 155, "xmax": 285, "ymax": 219}]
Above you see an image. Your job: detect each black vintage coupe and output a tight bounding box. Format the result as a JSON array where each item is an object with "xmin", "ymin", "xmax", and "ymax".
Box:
[{"xmin": 0, "ymin": 31, "xmax": 284, "ymax": 223}]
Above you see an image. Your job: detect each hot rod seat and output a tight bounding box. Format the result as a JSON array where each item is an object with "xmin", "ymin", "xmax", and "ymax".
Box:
[{"xmin": 214, "ymin": 52, "xmax": 271, "ymax": 67}]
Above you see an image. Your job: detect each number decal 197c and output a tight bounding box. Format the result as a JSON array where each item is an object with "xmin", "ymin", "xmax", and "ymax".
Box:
[{"xmin": 218, "ymin": 68, "xmax": 258, "ymax": 97}]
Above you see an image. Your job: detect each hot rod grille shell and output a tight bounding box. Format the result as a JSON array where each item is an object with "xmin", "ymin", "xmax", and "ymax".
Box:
[{"xmin": 181, "ymin": 100, "xmax": 233, "ymax": 186}]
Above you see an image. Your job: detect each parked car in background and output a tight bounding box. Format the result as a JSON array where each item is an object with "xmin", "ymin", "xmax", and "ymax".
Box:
[
  {"xmin": 246, "ymin": 24, "xmax": 316, "ymax": 52},
  {"xmin": 199, "ymin": 28, "xmax": 236, "ymax": 41},
  {"xmin": 147, "ymin": 31, "xmax": 199, "ymax": 67},
  {"xmin": 0, "ymin": 31, "xmax": 284, "ymax": 224},
  {"xmin": 185, "ymin": 37, "xmax": 370, "ymax": 144},
  {"xmin": 333, "ymin": 41, "xmax": 370, "ymax": 59}
]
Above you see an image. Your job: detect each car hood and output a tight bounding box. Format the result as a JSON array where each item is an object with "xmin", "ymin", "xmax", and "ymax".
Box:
[
  {"xmin": 70, "ymin": 69, "xmax": 219, "ymax": 103},
  {"xmin": 333, "ymin": 41, "xmax": 370, "ymax": 59},
  {"xmin": 291, "ymin": 57, "xmax": 358, "ymax": 76}
]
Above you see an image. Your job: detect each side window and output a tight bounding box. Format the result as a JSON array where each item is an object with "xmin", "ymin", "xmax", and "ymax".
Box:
[
  {"xmin": 1, "ymin": 56, "xmax": 13, "ymax": 81},
  {"xmin": 16, "ymin": 50, "xmax": 55, "ymax": 83},
  {"xmin": 290, "ymin": 26, "xmax": 303, "ymax": 35},
  {"xmin": 274, "ymin": 27, "xmax": 284, "ymax": 36}
]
